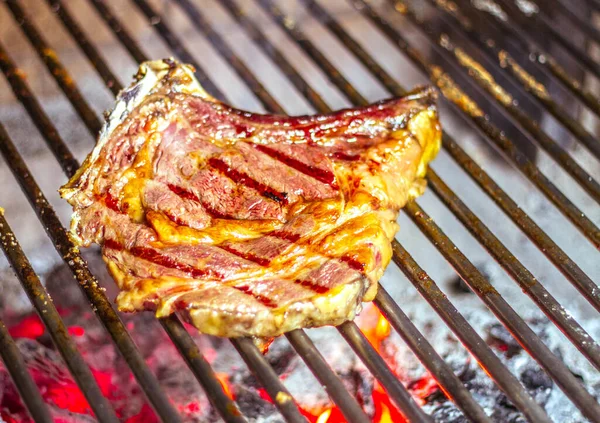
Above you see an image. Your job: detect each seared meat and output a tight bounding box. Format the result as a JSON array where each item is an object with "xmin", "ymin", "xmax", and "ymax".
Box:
[{"xmin": 60, "ymin": 59, "xmax": 441, "ymax": 338}]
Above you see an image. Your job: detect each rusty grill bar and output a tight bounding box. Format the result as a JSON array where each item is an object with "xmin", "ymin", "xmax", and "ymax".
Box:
[{"xmin": 0, "ymin": 0, "xmax": 598, "ymax": 422}]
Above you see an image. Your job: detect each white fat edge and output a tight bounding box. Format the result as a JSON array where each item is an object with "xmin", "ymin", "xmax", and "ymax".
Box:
[
  {"xmin": 61, "ymin": 59, "xmax": 211, "ymax": 201},
  {"xmin": 98, "ymin": 59, "xmax": 208, "ymax": 164}
]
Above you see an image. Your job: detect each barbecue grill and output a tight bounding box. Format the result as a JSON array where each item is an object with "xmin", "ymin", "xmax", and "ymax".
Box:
[{"xmin": 0, "ymin": 0, "xmax": 598, "ymax": 421}]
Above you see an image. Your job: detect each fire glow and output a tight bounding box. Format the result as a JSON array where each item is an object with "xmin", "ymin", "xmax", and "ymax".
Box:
[{"xmin": 0, "ymin": 305, "xmax": 441, "ymax": 422}]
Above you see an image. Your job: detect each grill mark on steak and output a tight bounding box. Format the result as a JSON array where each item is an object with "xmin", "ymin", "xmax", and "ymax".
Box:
[
  {"xmin": 232, "ymin": 285, "xmax": 278, "ymax": 308},
  {"xmin": 329, "ymin": 150, "xmax": 361, "ymax": 162},
  {"xmin": 253, "ymin": 144, "xmax": 338, "ymax": 188},
  {"xmin": 270, "ymin": 230, "xmax": 302, "ymax": 243},
  {"xmin": 207, "ymin": 157, "xmax": 289, "ymax": 205},
  {"xmin": 166, "ymin": 183, "xmax": 200, "ymax": 202},
  {"xmin": 163, "ymin": 210, "xmax": 189, "ymax": 227},
  {"xmin": 166, "ymin": 183, "xmax": 232, "ymax": 219},
  {"xmin": 95, "ymin": 192, "xmax": 123, "ymax": 213},
  {"xmin": 340, "ymin": 255, "xmax": 366, "ymax": 272},
  {"xmin": 104, "ymin": 239, "xmax": 221, "ymax": 279},
  {"xmin": 293, "ymin": 279, "xmax": 330, "ymax": 294},
  {"xmin": 218, "ymin": 244, "xmax": 271, "ymax": 267}
]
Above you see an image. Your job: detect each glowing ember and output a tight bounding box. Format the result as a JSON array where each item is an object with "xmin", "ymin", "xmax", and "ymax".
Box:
[
  {"xmin": 1, "ymin": 302, "xmax": 438, "ymax": 422},
  {"xmin": 317, "ymin": 408, "xmax": 331, "ymax": 423},
  {"xmin": 216, "ymin": 372, "xmax": 234, "ymax": 400},
  {"xmin": 359, "ymin": 305, "xmax": 391, "ymax": 353},
  {"xmin": 8, "ymin": 315, "xmax": 45, "ymax": 339}
]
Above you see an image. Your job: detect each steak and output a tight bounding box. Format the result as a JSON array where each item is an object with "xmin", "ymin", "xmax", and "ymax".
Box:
[{"xmin": 60, "ymin": 59, "xmax": 441, "ymax": 338}]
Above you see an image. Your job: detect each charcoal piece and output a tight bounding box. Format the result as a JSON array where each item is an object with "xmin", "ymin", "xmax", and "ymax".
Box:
[
  {"xmin": 486, "ymin": 322, "xmax": 522, "ymax": 357},
  {"xmin": 520, "ymin": 367, "xmax": 552, "ymax": 391},
  {"xmin": 448, "ymin": 262, "xmax": 496, "ymax": 295},
  {"xmin": 449, "ymin": 274, "xmax": 473, "ymax": 294},
  {"xmin": 430, "ymin": 402, "xmax": 468, "ymax": 423},
  {"xmin": 234, "ymin": 385, "xmax": 279, "ymax": 420},
  {"xmin": 265, "ymin": 339, "xmax": 298, "ymax": 376},
  {"xmin": 490, "ymin": 393, "xmax": 526, "ymax": 423},
  {"xmin": 349, "ymin": 368, "xmax": 376, "ymax": 418}
]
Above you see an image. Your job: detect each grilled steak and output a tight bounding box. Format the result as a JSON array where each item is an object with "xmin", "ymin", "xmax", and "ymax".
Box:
[{"xmin": 60, "ymin": 59, "xmax": 441, "ymax": 338}]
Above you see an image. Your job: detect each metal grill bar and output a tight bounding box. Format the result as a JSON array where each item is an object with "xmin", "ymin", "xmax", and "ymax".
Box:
[
  {"xmin": 231, "ymin": 338, "xmax": 306, "ymax": 423},
  {"xmin": 44, "ymin": 0, "xmax": 121, "ymax": 97},
  {"xmin": 131, "ymin": 0, "xmax": 224, "ymax": 98},
  {"xmin": 298, "ymin": 0, "xmax": 600, "ymax": 317},
  {"xmin": 405, "ymin": 202, "xmax": 600, "ymax": 420},
  {"xmin": 425, "ymin": 170, "xmax": 600, "ymax": 371},
  {"xmin": 498, "ymin": 0, "xmax": 600, "ymax": 78},
  {"xmin": 158, "ymin": 316, "xmax": 247, "ymax": 423},
  {"xmin": 432, "ymin": 0, "xmax": 600, "ymax": 162},
  {"xmin": 0, "ymin": 39, "xmax": 183, "ymax": 423},
  {"xmin": 4, "ymin": 0, "xmax": 102, "ymax": 136},
  {"xmin": 544, "ymin": 0, "xmax": 600, "ymax": 43},
  {"xmin": 303, "ymin": 0, "xmax": 600, "ymax": 312},
  {"xmin": 394, "ymin": 2, "xmax": 600, "ymax": 203},
  {"xmin": 453, "ymin": 0, "xmax": 600, "ymax": 118},
  {"xmin": 212, "ymin": 2, "xmax": 555, "ymax": 420},
  {"xmin": 172, "ymin": 0, "xmax": 284, "ymax": 113},
  {"xmin": 258, "ymin": 0, "xmax": 600, "ymax": 353},
  {"xmin": 350, "ymin": 0, "xmax": 600, "ymax": 249},
  {"xmin": 125, "ymin": 0, "xmax": 430, "ymax": 418},
  {"xmin": 0, "ymin": 47, "xmax": 78, "ymax": 176},
  {"xmin": 88, "ymin": 0, "xmax": 147, "ymax": 64},
  {"xmin": 2, "ymin": 2, "xmax": 245, "ymax": 421},
  {"xmin": 0, "ymin": 210, "xmax": 119, "ymax": 422},
  {"xmin": 374, "ymin": 288, "xmax": 493, "ymax": 423},
  {"xmin": 285, "ymin": 330, "xmax": 371, "ymax": 423},
  {"xmin": 338, "ymin": 322, "xmax": 433, "ymax": 422},
  {"xmin": 391, "ymin": 240, "xmax": 553, "ymax": 423},
  {"xmin": 0, "ymin": 0, "xmax": 598, "ymax": 422},
  {"xmin": 0, "ymin": 317, "xmax": 53, "ymax": 423}
]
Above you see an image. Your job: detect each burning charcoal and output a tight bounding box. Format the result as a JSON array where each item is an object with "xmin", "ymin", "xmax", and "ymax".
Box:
[
  {"xmin": 519, "ymin": 365, "xmax": 553, "ymax": 407},
  {"xmin": 520, "ymin": 367, "xmax": 553, "ymax": 392},
  {"xmin": 486, "ymin": 322, "xmax": 522, "ymax": 357},
  {"xmin": 349, "ymin": 368, "xmax": 376, "ymax": 417},
  {"xmin": 428, "ymin": 402, "xmax": 468, "ymax": 423},
  {"xmin": 233, "ymin": 385, "xmax": 280, "ymax": 420},
  {"xmin": 0, "ymin": 339, "xmax": 109, "ymax": 422},
  {"xmin": 265, "ymin": 337, "xmax": 298, "ymax": 376},
  {"xmin": 492, "ymin": 394, "xmax": 526, "ymax": 423},
  {"xmin": 449, "ymin": 262, "xmax": 498, "ymax": 295},
  {"xmin": 149, "ymin": 343, "xmax": 212, "ymax": 422},
  {"xmin": 449, "ymin": 274, "xmax": 473, "ymax": 294}
]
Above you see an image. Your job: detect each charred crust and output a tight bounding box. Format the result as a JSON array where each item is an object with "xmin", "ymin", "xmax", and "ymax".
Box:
[
  {"xmin": 121, "ymin": 84, "xmax": 142, "ymax": 104},
  {"xmin": 163, "ymin": 57, "xmax": 177, "ymax": 68}
]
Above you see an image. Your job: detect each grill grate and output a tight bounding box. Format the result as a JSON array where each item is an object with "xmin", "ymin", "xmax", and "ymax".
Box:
[{"xmin": 0, "ymin": 0, "xmax": 598, "ymax": 422}]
